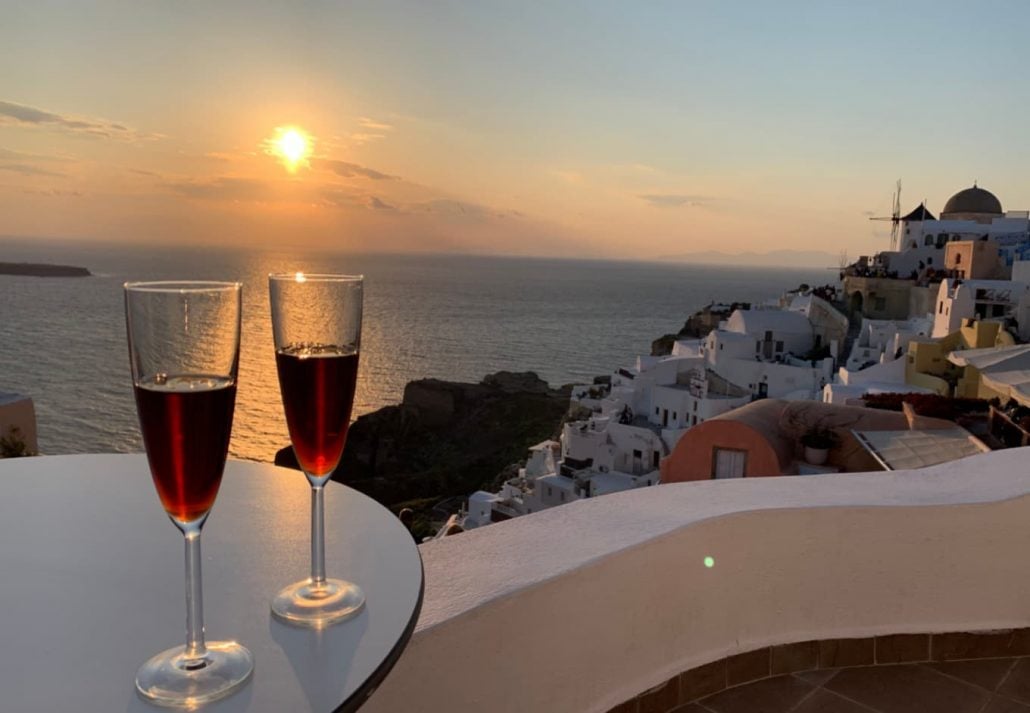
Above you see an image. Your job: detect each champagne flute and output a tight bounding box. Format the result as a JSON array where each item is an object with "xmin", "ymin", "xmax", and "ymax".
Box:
[
  {"xmin": 269, "ymin": 272, "xmax": 365, "ymax": 627},
  {"xmin": 126, "ymin": 281, "xmax": 253, "ymax": 705}
]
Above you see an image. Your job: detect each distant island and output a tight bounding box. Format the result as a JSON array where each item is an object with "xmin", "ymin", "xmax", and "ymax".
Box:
[
  {"xmin": 0, "ymin": 262, "xmax": 91, "ymax": 277},
  {"xmin": 656, "ymin": 249, "xmax": 840, "ymax": 269}
]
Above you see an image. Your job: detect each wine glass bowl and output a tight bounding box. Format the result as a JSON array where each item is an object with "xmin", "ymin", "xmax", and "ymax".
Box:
[
  {"xmin": 269, "ymin": 273, "xmax": 366, "ymax": 628},
  {"xmin": 125, "ymin": 281, "xmax": 253, "ymax": 706}
]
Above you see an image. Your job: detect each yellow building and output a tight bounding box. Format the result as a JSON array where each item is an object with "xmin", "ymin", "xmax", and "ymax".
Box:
[
  {"xmin": 948, "ymin": 343, "xmax": 1030, "ymax": 404},
  {"xmin": 905, "ymin": 319, "xmax": 1015, "ymax": 396}
]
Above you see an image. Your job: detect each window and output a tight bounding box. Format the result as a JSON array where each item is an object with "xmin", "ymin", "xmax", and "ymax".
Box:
[
  {"xmin": 712, "ymin": 448, "xmax": 747, "ymax": 479},
  {"xmin": 546, "ymin": 486, "xmax": 552, "ymax": 497},
  {"xmin": 924, "ymin": 236, "xmax": 934, "ymax": 246},
  {"xmin": 755, "ymin": 341, "xmax": 761, "ymax": 353},
  {"xmin": 927, "ymin": 257, "xmax": 933, "ymax": 264},
  {"xmin": 692, "ymin": 415, "xmax": 697, "ymax": 425},
  {"xmin": 672, "ymin": 412, "xmax": 677, "ymax": 420},
  {"xmin": 655, "ymin": 406, "xmax": 659, "ymax": 416},
  {"xmin": 719, "ymin": 343, "xmax": 723, "ymax": 350},
  {"xmin": 775, "ymin": 340, "xmax": 784, "ymax": 352},
  {"xmin": 693, "ymin": 401, "xmax": 698, "ymax": 412},
  {"xmin": 653, "ymin": 452, "xmax": 660, "ymax": 468},
  {"xmin": 955, "ymin": 253, "xmax": 962, "ymax": 265},
  {"xmin": 992, "ymin": 304, "xmax": 1006, "ymax": 317},
  {"xmin": 764, "ymin": 330, "xmax": 773, "ymax": 341},
  {"xmin": 633, "ymin": 449, "xmax": 642, "ymax": 459},
  {"xmin": 874, "ymin": 297, "xmax": 886, "ymax": 311},
  {"xmin": 938, "ymin": 302, "xmax": 943, "ymax": 314}
]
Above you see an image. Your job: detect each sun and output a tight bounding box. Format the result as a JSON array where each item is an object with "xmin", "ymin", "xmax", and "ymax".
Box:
[{"xmin": 270, "ymin": 127, "xmax": 312, "ymax": 172}]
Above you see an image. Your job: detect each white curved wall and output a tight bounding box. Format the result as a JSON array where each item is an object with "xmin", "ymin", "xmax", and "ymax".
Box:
[{"xmin": 365, "ymin": 448, "xmax": 1030, "ymax": 713}]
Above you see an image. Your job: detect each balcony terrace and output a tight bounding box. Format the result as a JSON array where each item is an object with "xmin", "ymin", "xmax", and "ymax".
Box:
[{"xmin": 363, "ymin": 448, "xmax": 1030, "ymax": 713}]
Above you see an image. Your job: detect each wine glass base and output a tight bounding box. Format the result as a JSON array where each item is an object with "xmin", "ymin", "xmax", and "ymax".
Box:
[
  {"xmin": 271, "ymin": 578, "xmax": 365, "ymax": 628},
  {"xmin": 136, "ymin": 641, "xmax": 253, "ymax": 708}
]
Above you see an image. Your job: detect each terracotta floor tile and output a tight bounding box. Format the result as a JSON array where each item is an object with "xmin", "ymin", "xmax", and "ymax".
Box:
[
  {"xmin": 791, "ymin": 689, "xmax": 878, "ymax": 713},
  {"xmin": 701, "ymin": 674, "xmax": 814, "ymax": 713},
  {"xmin": 772, "ymin": 641, "xmax": 820, "ymax": 675},
  {"xmin": 928, "ymin": 658, "xmax": 1016, "ymax": 691},
  {"xmin": 607, "ymin": 700, "xmax": 638, "ymax": 713},
  {"xmin": 795, "ymin": 669, "xmax": 840, "ymax": 688},
  {"xmin": 638, "ymin": 679, "xmax": 679, "ymax": 713},
  {"xmin": 876, "ymin": 635, "xmax": 930, "ymax": 665},
  {"xmin": 726, "ymin": 648, "xmax": 770, "ymax": 686},
  {"xmin": 820, "ymin": 639, "xmax": 875, "ymax": 668},
  {"xmin": 932, "ymin": 631, "xmax": 1030, "ymax": 662},
  {"xmin": 668, "ymin": 705, "xmax": 710, "ymax": 713},
  {"xmin": 680, "ymin": 661, "xmax": 727, "ymax": 703},
  {"xmin": 825, "ymin": 664, "xmax": 989, "ymax": 713},
  {"xmin": 983, "ymin": 696, "xmax": 1030, "ymax": 713},
  {"xmin": 997, "ymin": 659, "xmax": 1030, "ymax": 704}
]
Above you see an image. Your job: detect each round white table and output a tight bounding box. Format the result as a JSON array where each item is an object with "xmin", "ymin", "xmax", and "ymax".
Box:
[{"xmin": 0, "ymin": 454, "xmax": 423, "ymax": 713}]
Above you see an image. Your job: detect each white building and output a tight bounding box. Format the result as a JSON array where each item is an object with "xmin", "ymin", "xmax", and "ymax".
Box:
[
  {"xmin": 845, "ymin": 317, "xmax": 931, "ymax": 372},
  {"xmin": 876, "ymin": 185, "xmax": 1030, "ymax": 278},
  {"xmin": 700, "ymin": 307, "xmax": 836, "ymax": 401},
  {"xmin": 932, "ymin": 279, "xmax": 1030, "ymax": 338},
  {"xmin": 452, "ymin": 300, "xmax": 846, "ymax": 534}
]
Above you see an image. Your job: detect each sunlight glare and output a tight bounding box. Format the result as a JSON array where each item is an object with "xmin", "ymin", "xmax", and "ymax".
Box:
[{"xmin": 270, "ymin": 127, "xmax": 312, "ymax": 172}]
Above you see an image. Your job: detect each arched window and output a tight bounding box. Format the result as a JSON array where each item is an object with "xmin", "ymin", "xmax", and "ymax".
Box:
[{"xmin": 955, "ymin": 253, "xmax": 962, "ymax": 265}]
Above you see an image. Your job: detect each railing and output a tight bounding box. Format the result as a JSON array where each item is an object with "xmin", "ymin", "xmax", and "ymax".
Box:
[{"xmin": 363, "ymin": 448, "xmax": 1030, "ymax": 713}]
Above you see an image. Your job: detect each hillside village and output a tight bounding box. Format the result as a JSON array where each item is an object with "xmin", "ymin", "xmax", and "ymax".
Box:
[{"xmin": 445, "ymin": 184, "xmax": 1030, "ymax": 535}]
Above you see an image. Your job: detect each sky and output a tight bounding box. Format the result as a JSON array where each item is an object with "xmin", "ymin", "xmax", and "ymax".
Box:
[{"xmin": 3, "ymin": 0, "xmax": 1030, "ymax": 262}]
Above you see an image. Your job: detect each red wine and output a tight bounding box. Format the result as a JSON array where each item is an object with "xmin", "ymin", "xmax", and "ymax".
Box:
[
  {"xmin": 134, "ymin": 375, "xmax": 236, "ymax": 523},
  {"xmin": 275, "ymin": 346, "xmax": 359, "ymax": 477}
]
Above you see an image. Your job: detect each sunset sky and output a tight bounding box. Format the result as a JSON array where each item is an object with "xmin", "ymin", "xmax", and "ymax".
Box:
[{"xmin": 4, "ymin": 1, "xmax": 1030, "ymax": 261}]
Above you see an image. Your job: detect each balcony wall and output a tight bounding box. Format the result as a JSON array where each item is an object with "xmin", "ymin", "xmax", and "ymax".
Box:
[{"xmin": 363, "ymin": 448, "xmax": 1030, "ymax": 713}]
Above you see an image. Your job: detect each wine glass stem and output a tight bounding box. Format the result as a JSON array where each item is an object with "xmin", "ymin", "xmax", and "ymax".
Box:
[
  {"xmin": 311, "ymin": 484, "xmax": 327, "ymax": 587},
  {"xmin": 184, "ymin": 528, "xmax": 208, "ymax": 663}
]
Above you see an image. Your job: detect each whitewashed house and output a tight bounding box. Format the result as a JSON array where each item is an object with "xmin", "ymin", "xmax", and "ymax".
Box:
[
  {"xmin": 700, "ymin": 307, "xmax": 835, "ymax": 401},
  {"xmin": 453, "ymin": 301, "xmax": 845, "ymax": 534},
  {"xmin": 932, "ymin": 279, "xmax": 1030, "ymax": 338}
]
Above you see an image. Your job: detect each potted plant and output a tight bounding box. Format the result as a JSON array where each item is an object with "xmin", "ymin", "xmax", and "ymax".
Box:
[{"xmin": 800, "ymin": 426, "xmax": 838, "ymax": 466}]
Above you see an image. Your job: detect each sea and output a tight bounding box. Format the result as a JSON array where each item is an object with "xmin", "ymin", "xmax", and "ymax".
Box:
[{"xmin": 0, "ymin": 238, "xmax": 831, "ymax": 462}]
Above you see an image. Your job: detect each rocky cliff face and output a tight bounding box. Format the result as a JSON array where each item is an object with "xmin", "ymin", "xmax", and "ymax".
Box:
[
  {"xmin": 276, "ymin": 371, "xmax": 571, "ymax": 532},
  {"xmin": 651, "ymin": 301, "xmax": 752, "ymax": 355}
]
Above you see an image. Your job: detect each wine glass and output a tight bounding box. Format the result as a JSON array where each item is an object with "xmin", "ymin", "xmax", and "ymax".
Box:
[
  {"xmin": 125, "ymin": 281, "xmax": 254, "ymax": 705},
  {"xmin": 268, "ymin": 272, "xmax": 365, "ymax": 627}
]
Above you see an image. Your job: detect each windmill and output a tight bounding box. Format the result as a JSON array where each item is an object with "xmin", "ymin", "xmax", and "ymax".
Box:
[{"xmin": 869, "ymin": 179, "xmax": 902, "ymax": 251}]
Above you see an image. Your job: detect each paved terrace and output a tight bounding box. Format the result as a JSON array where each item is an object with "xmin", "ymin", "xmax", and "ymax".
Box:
[{"xmin": 363, "ymin": 448, "xmax": 1030, "ymax": 713}]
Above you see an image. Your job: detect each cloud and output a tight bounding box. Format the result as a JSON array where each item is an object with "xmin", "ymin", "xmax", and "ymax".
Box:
[
  {"xmin": 357, "ymin": 117, "xmax": 394, "ymax": 131},
  {"xmin": 349, "ymin": 132, "xmax": 387, "ymax": 145},
  {"xmin": 168, "ymin": 177, "xmax": 272, "ymax": 201},
  {"xmin": 367, "ymin": 196, "xmax": 396, "ymax": 211},
  {"xmin": 318, "ymin": 159, "xmax": 398, "ymax": 181},
  {"xmin": 861, "ymin": 209, "xmax": 876, "ymax": 217},
  {"xmin": 638, "ymin": 193, "xmax": 710, "ymax": 208},
  {"xmin": 0, "ymin": 100, "xmax": 154, "ymax": 140},
  {"xmin": 0, "ymin": 163, "xmax": 63, "ymax": 177},
  {"xmin": 21, "ymin": 187, "xmax": 83, "ymax": 197}
]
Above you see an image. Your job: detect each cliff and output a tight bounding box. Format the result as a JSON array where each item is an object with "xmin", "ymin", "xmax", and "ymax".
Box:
[
  {"xmin": 0, "ymin": 262, "xmax": 91, "ymax": 277},
  {"xmin": 650, "ymin": 301, "xmax": 751, "ymax": 355},
  {"xmin": 276, "ymin": 371, "xmax": 571, "ymax": 534}
]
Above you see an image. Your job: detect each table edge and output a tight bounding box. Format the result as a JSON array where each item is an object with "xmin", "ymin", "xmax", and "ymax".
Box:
[{"xmin": 335, "ymin": 548, "xmax": 425, "ymax": 713}]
